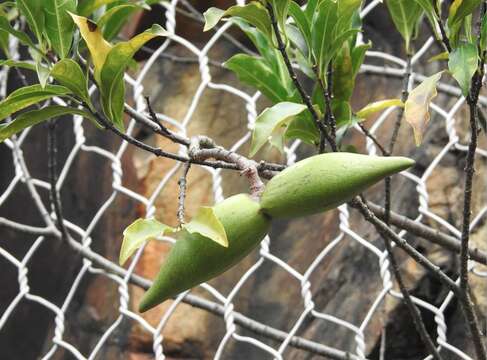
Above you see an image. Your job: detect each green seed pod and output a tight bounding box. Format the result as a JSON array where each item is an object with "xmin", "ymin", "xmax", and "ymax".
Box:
[
  {"xmin": 139, "ymin": 194, "xmax": 271, "ymax": 312},
  {"xmin": 260, "ymin": 152, "xmax": 415, "ymax": 218}
]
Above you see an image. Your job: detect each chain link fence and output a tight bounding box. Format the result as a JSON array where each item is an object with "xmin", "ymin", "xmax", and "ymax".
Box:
[{"xmin": 0, "ymin": 1, "xmax": 486, "ymax": 359}]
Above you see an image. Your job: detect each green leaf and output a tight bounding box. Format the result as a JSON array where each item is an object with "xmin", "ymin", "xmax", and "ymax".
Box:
[
  {"xmin": 203, "ymin": 7, "xmax": 225, "ymax": 31},
  {"xmin": 311, "ymin": 0, "xmax": 361, "ymax": 78},
  {"xmin": 284, "ymin": 111, "xmax": 320, "ymax": 144},
  {"xmin": 102, "ymin": 1, "xmax": 140, "ymax": 41},
  {"xmin": 332, "ymin": 99, "xmax": 352, "ymax": 127},
  {"xmin": 224, "ymin": 54, "xmax": 290, "ymax": 103},
  {"xmin": 44, "ymin": 0, "xmax": 77, "ymax": 58},
  {"xmin": 386, "ymin": 0, "xmax": 423, "ymax": 52},
  {"xmin": 351, "ymin": 42, "xmax": 371, "ymax": 76},
  {"xmin": 305, "ymin": 0, "xmax": 320, "ymax": 21},
  {"xmin": 412, "ymin": 0, "xmax": 439, "ymax": 37},
  {"xmin": 448, "ymin": 42, "xmax": 478, "ymax": 96},
  {"xmin": 28, "ymin": 48, "xmax": 49, "ymax": 88},
  {"xmin": 35, "ymin": 61, "xmax": 50, "ymax": 88},
  {"xmin": 100, "ymin": 24, "xmax": 168, "ymax": 130},
  {"xmin": 0, "ymin": 84, "xmax": 71, "ymax": 122},
  {"xmin": 97, "ymin": 4, "xmax": 138, "ymax": 30},
  {"xmin": 0, "ymin": 105, "xmax": 97, "ymax": 143},
  {"xmin": 448, "ymin": 0, "xmax": 482, "ymax": 28},
  {"xmin": 51, "ymin": 59, "xmax": 92, "ymax": 107},
  {"xmin": 16, "ymin": 0, "xmax": 44, "ymax": 45},
  {"xmin": 78, "ymin": 0, "xmax": 123, "ymax": 17},
  {"xmin": 70, "ymin": 13, "xmax": 112, "ymax": 80},
  {"xmin": 0, "ymin": 28, "xmax": 9, "ymax": 58},
  {"xmin": 333, "ymin": 43, "xmax": 354, "ymax": 101},
  {"xmin": 250, "ymin": 102, "xmax": 307, "ymax": 156},
  {"xmin": 0, "ymin": 15, "xmax": 39, "ymax": 51},
  {"xmin": 269, "ymin": 0, "xmax": 291, "ymax": 32},
  {"xmin": 480, "ymin": 14, "xmax": 487, "ymax": 52},
  {"xmin": 232, "ymin": 20, "xmax": 293, "ymax": 93},
  {"xmin": 356, "ymin": 99, "xmax": 404, "ymax": 119},
  {"xmin": 120, "ymin": 218, "xmax": 175, "ymax": 265},
  {"xmin": 404, "ymin": 72, "xmax": 442, "ymax": 145},
  {"xmin": 183, "ymin": 207, "xmax": 228, "ymax": 248},
  {"xmin": 203, "ymin": 3, "xmax": 272, "ymax": 40},
  {"xmin": 0, "ymin": 59, "xmax": 36, "ymax": 71},
  {"xmin": 288, "ymin": 1, "xmax": 311, "ymax": 58},
  {"xmin": 428, "ymin": 51, "xmax": 449, "ymax": 62},
  {"xmin": 286, "ymin": 24, "xmax": 308, "ymax": 58},
  {"xmin": 312, "ymin": 0, "xmax": 338, "ymax": 77}
]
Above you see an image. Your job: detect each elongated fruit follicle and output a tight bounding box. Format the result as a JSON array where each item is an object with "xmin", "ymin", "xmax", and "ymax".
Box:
[
  {"xmin": 139, "ymin": 194, "xmax": 271, "ymax": 312},
  {"xmin": 260, "ymin": 152, "xmax": 415, "ymax": 219}
]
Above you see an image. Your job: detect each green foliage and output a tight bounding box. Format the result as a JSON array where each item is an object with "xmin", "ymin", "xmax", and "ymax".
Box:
[
  {"xmin": 120, "ymin": 206, "xmax": 230, "ymax": 266},
  {"xmin": 0, "ymin": 84, "xmax": 71, "ymax": 122},
  {"xmin": 99, "ymin": 24, "xmax": 168, "ymax": 130},
  {"xmin": 356, "ymin": 99, "xmax": 404, "ymax": 119},
  {"xmin": 51, "ymin": 59, "xmax": 92, "ymax": 107},
  {"xmin": 412, "ymin": 0, "xmax": 439, "ymax": 34},
  {"xmin": 0, "ymin": 15, "xmax": 40, "ymax": 52},
  {"xmin": 447, "ymin": 0, "xmax": 482, "ymax": 47},
  {"xmin": 250, "ymin": 102, "xmax": 307, "ymax": 156},
  {"xmin": 311, "ymin": 0, "xmax": 361, "ymax": 79},
  {"xmin": 204, "ymin": 3, "xmax": 272, "ymax": 39},
  {"xmin": 386, "ymin": 0, "xmax": 423, "ymax": 53},
  {"xmin": 0, "ymin": 0, "xmax": 484, "ymax": 170},
  {"xmin": 224, "ymin": 54, "xmax": 292, "ymax": 103},
  {"xmin": 44, "ymin": 0, "xmax": 77, "ymax": 58},
  {"xmin": 0, "ymin": 105, "xmax": 97, "ymax": 142},
  {"xmin": 183, "ymin": 207, "xmax": 228, "ymax": 248},
  {"xmin": 120, "ymin": 218, "xmax": 175, "ymax": 265},
  {"xmin": 448, "ymin": 42, "xmax": 478, "ymax": 96},
  {"xmin": 481, "ymin": 14, "xmax": 487, "ymax": 52},
  {"xmin": 15, "ymin": 0, "xmax": 44, "ymax": 46}
]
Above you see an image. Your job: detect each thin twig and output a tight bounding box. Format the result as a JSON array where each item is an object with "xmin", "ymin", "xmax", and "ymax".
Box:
[
  {"xmin": 367, "ymin": 202, "xmax": 487, "ymax": 265},
  {"xmin": 357, "ymin": 123, "xmax": 389, "ymax": 156},
  {"xmin": 428, "ymin": 6, "xmax": 487, "ymax": 357},
  {"xmin": 350, "ymin": 198, "xmax": 459, "ymax": 293},
  {"xmin": 378, "ymin": 51, "xmax": 441, "ymax": 359},
  {"xmin": 47, "ymin": 119, "xmax": 70, "ymax": 242},
  {"xmin": 191, "ymin": 142, "xmax": 265, "ymax": 199},
  {"xmin": 456, "ymin": 4, "xmax": 487, "ymax": 356},
  {"xmin": 85, "ymin": 105, "xmax": 279, "ymax": 178},
  {"xmin": 177, "ymin": 162, "xmax": 191, "ymax": 225}
]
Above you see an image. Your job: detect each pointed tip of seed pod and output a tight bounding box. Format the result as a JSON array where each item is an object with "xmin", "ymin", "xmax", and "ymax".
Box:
[
  {"xmin": 387, "ymin": 156, "xmax": 415, "ymax": 172},
  {"xmin": 138, "ymin": 289, "xmax": 167, "ymax": 313}
]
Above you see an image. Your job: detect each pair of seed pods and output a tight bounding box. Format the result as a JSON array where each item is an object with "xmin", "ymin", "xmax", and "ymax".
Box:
[{"xmin": 139, "ymin": 152, "xmax": 414, "ymax": 312}]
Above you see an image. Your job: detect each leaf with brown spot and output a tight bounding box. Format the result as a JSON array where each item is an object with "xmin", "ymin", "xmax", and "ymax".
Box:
[
  {"xmin": 404, "ymin": 71, "xmax": 443, "ymax": 146},
  {"xmin": 69, "ymin": 12, "xmax": 112, "ymax": 81}
]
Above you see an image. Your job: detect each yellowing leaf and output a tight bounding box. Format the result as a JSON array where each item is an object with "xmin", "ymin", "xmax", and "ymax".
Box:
[
  {"xmin": 356, "ymin": 99, "xmax": 404, "ymax": 119},
  {"xmin": 99, "ymin": 24, "xmax": 168, "ymax": 130},
  {"xmin": 404, "ymin": 72, "xmax": 443, "ymax": 146},
  {"xmin": 427, "ymin": 51, "xmax": 449, "ymax": 62},
  {"xmin": 183, "ymin": 207, "xmax": 228, "ymax": 247},
  {"xmin": 120, "ymin": 218, "xmax": 175, "ymax": 265},
  {"xmin": 69, "ymin": 12, "xmax": 112, "ymax": 80}
]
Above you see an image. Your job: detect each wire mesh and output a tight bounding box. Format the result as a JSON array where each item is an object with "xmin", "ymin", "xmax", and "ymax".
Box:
[{"xmin": 0, "ymin": 1, "xmax": 486, "ymax": 359}]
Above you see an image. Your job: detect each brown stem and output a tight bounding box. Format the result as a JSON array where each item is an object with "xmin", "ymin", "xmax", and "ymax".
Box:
[{"xmin": 177, "ymin": 162, "xmax": 191, "ymax": 226}]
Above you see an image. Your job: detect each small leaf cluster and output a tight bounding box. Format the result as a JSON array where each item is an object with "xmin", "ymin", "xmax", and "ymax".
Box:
[
  {"xmin": 0, "ymin": 0, "xmax": 159, "ymax": 140},
  {"xmin": 205, "ymin": 0, "xmax": 374, "ymax": 155}
]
